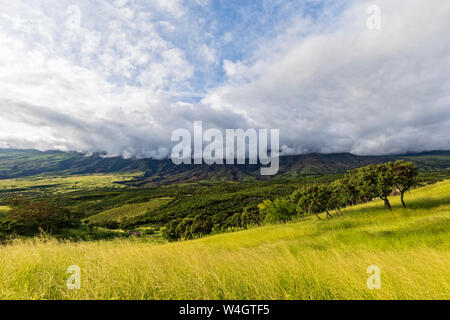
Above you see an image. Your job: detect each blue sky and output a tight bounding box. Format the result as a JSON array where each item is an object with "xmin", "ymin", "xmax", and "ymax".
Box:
[
  {"xmin": 181, "ymin": 0, "xmax": 349, "ymax": 100},
  {"xmin": 162, "ymin": 0, "xmax": 351, "ymax": 100},
  {"xmin": 0, "ymin": 0, "xmax": 449, "ymax": 158},
  {"xmin": 26, "ymin": 0, "xmax": 350, "ymax": 101}
]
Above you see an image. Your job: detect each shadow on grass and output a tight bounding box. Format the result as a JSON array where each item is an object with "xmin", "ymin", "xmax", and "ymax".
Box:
[
  {"xmin": 402, "ymin": 195, "xmax": 450, "ymax": 210},
  {"xmin": 342, "ymin": 194, "xmax": 450, "ymax": 216}
]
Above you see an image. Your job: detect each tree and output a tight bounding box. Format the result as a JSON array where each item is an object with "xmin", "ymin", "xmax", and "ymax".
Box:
[
  {"xmin": 4, "ymin": 199, "xmax": 80, "ymax": 235},
  {"xmin": 390, "ymin": 160, "xmax": 418, "ymax": 208},
  {"xmin": 295, "ymin": 184, "xmax": 330, "ymax": 220},
  {"xmin": 374, "ymin": 163, "xmax": 396, "ymax": 210},
  {"xmin": 341, "ymin": 173, "xmax": 361, "ymax": 205},
  {"xmin": 353, "ymin": 165, "xmax": 378, "ymax": 203},
  {"xmin": 293, "ymin": 186, "xmax": 315, "ymax": 218},
  {"xmin": 163, "ymin": 215, "xmax": 214, "ymax": 241},
  {"xmin": 176, "ymin": 217, "xmax": 195, "ymax": 240},
  {"xmin": 317, "ymin": 184, "xmax": 334, "ymax": 218},
  {"xmin": 162, "ymin": 219, "xmax": 182, "ymax": 242},
  {"xmin": 353, "ymin": 164, "xmax": 395, "ymax": 210},
  {"xmin": 259, "ymin": 198, "xmax": 296, "ymax": 224},
  {"xmin": 328, "ymin": 180, "xmax": 347, "ymax": 216},
  {"xmin": 190, "ymin": 215, "xmax": 213, "ymax": 238}
]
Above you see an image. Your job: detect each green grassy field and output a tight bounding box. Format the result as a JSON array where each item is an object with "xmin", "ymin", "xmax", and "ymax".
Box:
[
  {"xmin": 0, "ymin": 180, "xmax": 449, "ymax": 300},
  {"xmin": 86, "ymin": 198, "xmax": 173, "ymax": 226},
  {"xmin": 0, "ymin": 173, "xmax": 142, "ymax": 195}
]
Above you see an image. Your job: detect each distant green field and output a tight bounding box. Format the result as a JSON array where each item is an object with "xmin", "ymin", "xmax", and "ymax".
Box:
[
  {"xmin": 0, "ymin": 173, "xmax": 142, "ymax": 195},
  {"xmin": 0, "ymin": 180, "xmax": 448, "ymax": 300},
  {"xmin": 86, "ymin": 198, "xmax": 173, "ymax": 226}
]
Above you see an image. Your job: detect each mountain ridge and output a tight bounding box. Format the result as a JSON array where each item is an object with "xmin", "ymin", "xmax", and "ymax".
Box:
[{"xmin": 0, "ymin": 148, "xmax": 449, "ymax": 185}]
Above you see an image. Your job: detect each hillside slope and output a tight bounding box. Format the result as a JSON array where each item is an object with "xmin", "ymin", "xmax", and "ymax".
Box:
[{"xmin": 1, "ymin": 180, "xmax": 449, "ymax": 299}]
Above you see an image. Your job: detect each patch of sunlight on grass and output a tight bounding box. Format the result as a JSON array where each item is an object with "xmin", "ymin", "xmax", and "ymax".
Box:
[
  {"xmin": 0, "ymin": 173, "xmax": 143, "ymax": 194},
  {"xmin": 86, "ymin": 198, "xmax": 173, "ymax": 225}
]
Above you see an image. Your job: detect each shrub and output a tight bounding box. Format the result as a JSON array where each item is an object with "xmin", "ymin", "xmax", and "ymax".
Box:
[
  {"xmin": 162, "ymin": 219, "xmax": 182, "ymax": 242},
  {"xmin": 2, "ymin": 199, "xmax": 81, "ymax": 236},
  {"xmin": 241, "ymin": 204, "xmax": 264, "ymax": 228},
  {"xmin": 189, "ymin": 215, "xmax": 213, "ymax": 238}
]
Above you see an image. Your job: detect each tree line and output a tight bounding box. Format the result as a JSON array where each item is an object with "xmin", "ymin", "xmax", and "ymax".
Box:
[
  {"xmin": 163, "ymin": 160, "xmax": 418, "ymax": 241},
  {"xmin": 260, "ymin": 160, "xmax": 418, "ymax": 223}
]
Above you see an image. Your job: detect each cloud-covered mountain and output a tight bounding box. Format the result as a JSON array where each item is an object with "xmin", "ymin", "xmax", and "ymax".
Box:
[{"xmin": 1, "ymin": 149, "xmax": 449, "ymax": 185}]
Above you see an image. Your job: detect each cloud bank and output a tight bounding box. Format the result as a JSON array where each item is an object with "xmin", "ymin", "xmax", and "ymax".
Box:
[{"xmin": 0, "ymin": 0, "xmax": 449, "ymax": 158}]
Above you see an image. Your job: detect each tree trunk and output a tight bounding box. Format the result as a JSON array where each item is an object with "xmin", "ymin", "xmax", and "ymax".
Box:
[
  {"xmin": 315, "ymin": 213, "xmax": 322, "ymax": 220},
  {"xmin": 384, "ymin": 198, "xmax": 392, "ymax": 210},
  {"xmin": 325, "ymin": 209, "xmax": 333, "ymax": 218},
  {"xmin": 400, "ymin": 192, "xmax": 406, "ymax": 208},
  {"xmin": 337, "ymin": 207, "xmax": 343, "ymax": 216}
]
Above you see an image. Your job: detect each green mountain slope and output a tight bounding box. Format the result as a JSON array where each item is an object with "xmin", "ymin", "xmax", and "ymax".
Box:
[{"xmin": 0, "ymin": 149, "xmax": 449, "ymax": 185}]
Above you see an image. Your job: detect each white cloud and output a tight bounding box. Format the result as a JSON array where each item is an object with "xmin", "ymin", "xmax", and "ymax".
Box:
[
  {"xmin": 153, "ymin": 0, "xmax": 185, "ymax": 18},
  {"xmin": 0, "ymin": 0, "xmax": 202, "ymax": 158},
  {"xmin": 138, "ymin": 48, "xmax": 193, "ymax": 90},
  {"xmin": 203, "ymin": 0, "xmax": 450, "ymax": 155},
  {"xmin": 198, "ymin": 45, "xmax": 217, "ymax": 65},
  {"xmin": 222, "ymin": 59, "xmax": 247, "ymax": 78}
]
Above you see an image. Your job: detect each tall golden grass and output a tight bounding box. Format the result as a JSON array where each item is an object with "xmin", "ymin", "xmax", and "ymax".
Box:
[{"xmin": 0, "ymin": 180, "xmax": 449, "ymax": 300}]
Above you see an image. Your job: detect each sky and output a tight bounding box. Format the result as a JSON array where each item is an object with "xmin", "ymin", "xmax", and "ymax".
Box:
[{"xmin": 0, "ymin": 0, "xmax": 449, "ymax": 159}]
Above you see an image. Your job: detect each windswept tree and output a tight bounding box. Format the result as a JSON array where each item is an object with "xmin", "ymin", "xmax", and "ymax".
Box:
[
  {"xmin": 295, "ymin": 184, "xmax": 331, "ymax": 220},
  {"xmin": 353, "ymin": 164, "xmax": 395, "ymax": 210},
  {"xmin": 328, "ymin": 180, "xmax": 348, "ymax": 216},
  {"xmin": 390, "ymin": 160, "xmax": 418, "ymax": 208},
  {"xmin": 375, "ymin": 163, "xmax": 396, "ymax": 210},
  {"xmin": 342, "ymin": 170, "xmax": 363, "ymax": 205},
  {"xmin": 317, "ymin": 184, "xmax": 334, "ymax": 218},
  {"xmin": 353, "ymin": 165, "xmax": 378, "ymax": 203}
]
